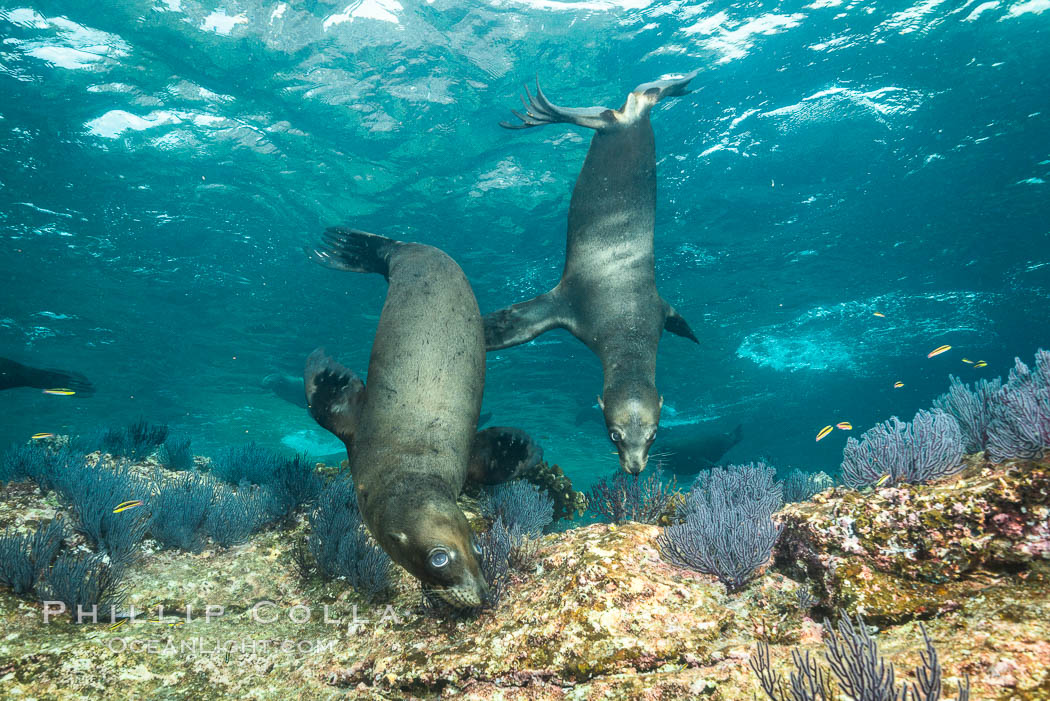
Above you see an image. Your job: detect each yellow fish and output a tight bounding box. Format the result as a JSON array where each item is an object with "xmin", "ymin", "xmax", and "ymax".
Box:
[
  {"xmin": 894, "ymin": 381, "xmax": 904, "ymax": 388},
  {"xmin": 31, "ymin": 432, "xmax": 55, "ymax": 440},
  {"xmin": 42, "ymin": 388, "xmax": 76, "ymax": 396},
  {"xmin": 836, "ymin": 422, "xmax": 852, "ymax": 430},
  {"xmin": 815, "ymin": 425, "xmax": 834, "ymax": 442},
  {"xmin": 108, "ymin": 620, "xmax": 127, "ymax": 631},
  {"xmin": 961, "ymin": 358, "xmax": 974, "ymax": 364},
  {"xmin": 974, "ymin": 360, "xmax": 987, "ymax": 368},
  {"xmin": 875, "ymin": 474, "xmax": 891, "ymax": 487},
  {"xmin": 872, "ymin": 312, "xmax": 886, "ymax": 318},
  {"xmin": 113, "ymin": 500, "xmax": 144, "ymax": 514},
  {"xmin": 927, "ymin": 345, "xmax": 951, "ymax": 358}
]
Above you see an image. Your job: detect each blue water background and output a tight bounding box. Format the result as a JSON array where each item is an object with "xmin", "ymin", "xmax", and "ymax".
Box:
[{"xmin": 2, "ymin": 0, "xmax": 1048, "ymax": 490}]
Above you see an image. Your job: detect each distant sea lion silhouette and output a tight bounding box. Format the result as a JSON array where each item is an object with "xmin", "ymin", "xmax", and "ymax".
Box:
[
  {"xmin": 305, "ymin": 228, "xmax": 541, "ymax": 608},
  {"xmin": 0, "ymin": 357, "xmax": 94, "ymax": 396},
  {"xmin": 262, "ymin": 373, "xmax": 308, "ymax": 409},
  {"xmin": 485, "ymin": 72, "xmax": 699, "ymax": 475},
  {"xmin": 651, "ymin": 424, "xmax": 743, "ymax": 477}
]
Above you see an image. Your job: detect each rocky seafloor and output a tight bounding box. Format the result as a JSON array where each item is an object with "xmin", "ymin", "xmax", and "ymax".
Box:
[{"xmin": 0, "ymin": 454, "xmax": 1048, "ymax": 700}]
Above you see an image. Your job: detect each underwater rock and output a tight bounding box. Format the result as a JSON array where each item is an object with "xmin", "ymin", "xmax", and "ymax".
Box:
[
  {"xmin": 775, "ymin": 456, "xmax": 1050, "ymax": 622},
  {"xmin": 520, "ymin": 459, "xmax": 588, "ymax": 522},
  {"xmin": 1, "ymin": 450, "xmax": 1049, "ymax": 699}
]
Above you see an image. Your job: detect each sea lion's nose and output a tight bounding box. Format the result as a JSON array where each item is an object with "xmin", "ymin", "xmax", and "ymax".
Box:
[{"xmin": 622, "ymin": 450, "xmax": 648, "ymax": 474}]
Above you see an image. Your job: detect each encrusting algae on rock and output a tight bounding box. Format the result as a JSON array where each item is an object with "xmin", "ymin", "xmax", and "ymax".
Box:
[{"xmin": 0, "ymin": 445, "xmax": 1048, "ymax": 699}]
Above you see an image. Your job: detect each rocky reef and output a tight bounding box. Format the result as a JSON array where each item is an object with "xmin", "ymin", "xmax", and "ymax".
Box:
[{"xmin": 0, "ymin": 453, "xmax": 1048, "ymax": 699}]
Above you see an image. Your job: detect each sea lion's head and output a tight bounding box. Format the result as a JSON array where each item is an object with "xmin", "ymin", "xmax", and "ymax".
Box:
[
  {"xmin": 598, "ymin": 383, "xmax": 662, "ymax": 475},
  {"xmin": 380, "ymin": 495, "xmax": 488, "ymax": 608}
]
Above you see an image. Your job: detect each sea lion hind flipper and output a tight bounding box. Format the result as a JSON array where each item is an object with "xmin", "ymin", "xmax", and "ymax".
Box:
[
  {"xmin": 664, "ymin": 305, "xmax": 699, "ymax": 344},
  {"xmin": 500, "ymin": 79, "xmax": 615, "ymax": 131},
  {"xmin": 483, "ymin": 291, "xmax": 567, "ymax": 350},
  {"xmin": 632, "ymin": 70, "xmax": 699, "ymax": 105},
  {"xmin": 304, "ymin": 348, "xmax": 364, "ymax": 447},
  {"xmin": 307, "ymin": 227, "xmax": 396, "ymax": 279},
  {"xmin": 467, "ymin": 427, "xmax": 544, "ymax": 485},
  {"xmin": 502, "ymin": 71, "xmax": 698, "ymax": 132}
]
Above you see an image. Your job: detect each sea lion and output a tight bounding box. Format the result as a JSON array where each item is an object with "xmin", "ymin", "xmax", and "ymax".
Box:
[
  {"xmin": 262, "ymin": 372, "xmax": 308, "ymax": 409},
  {"xmin": 305, "ymin": 228, "xmax": 541, "ymax": 608},
  {"xmin": 486, "ymin": 72, "xmax": 699, "ymax": 474},
  {"xmin": 0, "ymin": 357, "xmax": 94, "ymax": 396},
  {"xmin": 652, "ymin": 423, "xmax": 743, "ymax": 477}
]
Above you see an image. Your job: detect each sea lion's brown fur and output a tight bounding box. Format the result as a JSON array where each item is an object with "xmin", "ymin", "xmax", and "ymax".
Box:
[{"xmin": 306, "ymin": 228, "xmax": 540, "ymax": 607}]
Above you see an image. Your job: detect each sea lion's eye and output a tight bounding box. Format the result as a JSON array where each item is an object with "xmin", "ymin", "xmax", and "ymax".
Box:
[
  {"xmin": 647, "ymin": 429, "xmax": 657, "ymax": 441},
  {"xmin": 472, "ymin": 541, "xmax": 483, "ymax": 556},
  {"xmin": 428, "ymin": 549, "xmax": 450, "ymax": 569},
  {"xmin": 610, "ymin": 430, "xmax": 623, "ymax": 443}
]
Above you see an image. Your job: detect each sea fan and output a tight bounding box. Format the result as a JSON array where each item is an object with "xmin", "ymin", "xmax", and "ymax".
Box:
[
  {"xmin": 840, "ymin": 409, "xmax": 964, "ymax": 489},
  {"xmin": 934, "ymin": 375, "xmax": 1003, "ymax": 453},
  {"xmin": 147, "ymin": 472, "xmax": 215, "ymax": 551},
  {"xmin": 587, "ymin": 469, "xmax": 677, "ymax": 524},
  {"xmin": 0, "ymin": 519, "xmax": 66, "ymax": 596},
  {"xmin": 307, "ymin": 479, "xmax": 392, "ymax": 596},
  {"xmin": 751, "ymin": 610, "xmax": 970, "ymax": 700},
  {"xmin": 986, "ymin": 350, "xmax": 1050, "ymax": 462},
  {"xmin": 658, "ymin": 463, "xmax": 782, "ymax": 591},
  {"xmin": 36, "ymin": 551, "xmax": 128, "ymax": 623}
]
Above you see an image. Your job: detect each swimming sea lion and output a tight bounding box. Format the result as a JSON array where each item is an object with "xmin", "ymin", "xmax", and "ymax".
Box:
[
  {"xmin": 305, "ymin": 228, "xmax": 541, "ymax": 608},
  {"xmin": 262, "ymin": 372, "xmax": 308, "ymax": 409},
  {"xmin": 652, "ymin": 423, "xmax": 743, "ymax": 477},
  {"xmin": 0, "ymin": 356, "xmax": 94, "ymax": 396},
  {"xmin": 486, "ymin": 72, "xmax": 699, "ymax": 474}
]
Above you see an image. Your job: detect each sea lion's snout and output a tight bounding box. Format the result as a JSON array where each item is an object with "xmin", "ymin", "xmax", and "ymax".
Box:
[
  {"xmin": 612, "ymin": 430, "xmax": 655, "ymax": 474},
  {"xmin": 622, "ymin": 450, "xmax": 648, "ymax": 475},
  {"xmin": 603, "ymin": 390, "xmax": 661, "ymax": 475},
  {"xmin": 392, "ymin": 502, "xmax": 490, "ymax": 609},
  {"xmin": 431, "ymin": 574, "xmax": 487, "ymax": 609}
]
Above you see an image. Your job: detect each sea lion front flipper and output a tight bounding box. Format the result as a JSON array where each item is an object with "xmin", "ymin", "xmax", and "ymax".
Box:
[
  {"xmin": 664, "ymin": 305, "xmax": 699, "ymax": 344},
  {"xmin": 466, "ymin": 427, "xmax": 544, "ymax": 485},
  {"xmin": 304, "ymin": 348, "xmax": 364, "ymax": 449},
  {"xmin": 483, "ymin": 291, "xmax": 567, "ymax": 351}
]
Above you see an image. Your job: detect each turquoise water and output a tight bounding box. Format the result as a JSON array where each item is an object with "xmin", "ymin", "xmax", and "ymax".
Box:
[{"xmin": 2, "ymin": 1, "xmax": 1048, "ymax": 490}]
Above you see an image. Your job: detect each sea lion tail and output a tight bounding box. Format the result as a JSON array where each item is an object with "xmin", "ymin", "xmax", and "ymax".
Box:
[
  {"xmin": 501, "ymin": 70, "xmax": 698, "ymax": 131},
  {"xmin": 306, "ymin": 227, "xmax": 396, "ymax": 279}
]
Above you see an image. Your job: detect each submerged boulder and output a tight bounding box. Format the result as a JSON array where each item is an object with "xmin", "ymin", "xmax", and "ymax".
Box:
[{"xmin": 775, "ymin": 456, "xmax": 1050, "ymax": 623}]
